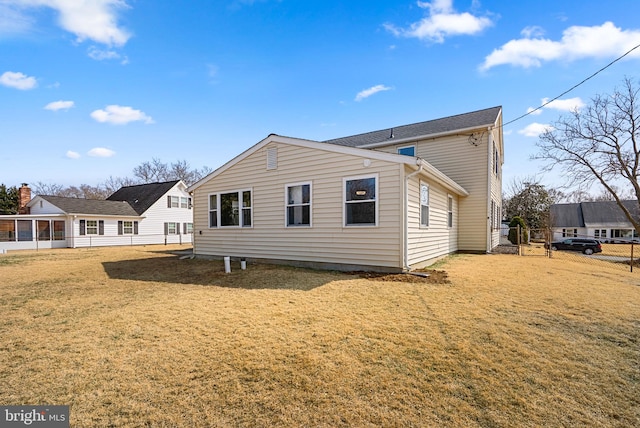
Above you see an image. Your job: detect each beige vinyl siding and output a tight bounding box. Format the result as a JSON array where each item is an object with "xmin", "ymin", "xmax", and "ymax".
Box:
[
  {"xmin": 406, "ymin": 170, "xmax": 458, "ymax": 267},
  {"xmin": 193, "ymin": 142, "xmax": 404, "ymax": 269},
  {"xmin": 489, "ymin": 128, "xmax": 503, "ymax": 249},
  {"xmin": 378, "ymin": 132, "xmax": 491, "ymax": 252}
]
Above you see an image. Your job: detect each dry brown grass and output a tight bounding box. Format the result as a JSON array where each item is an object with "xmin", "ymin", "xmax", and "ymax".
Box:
[{"xmin": 1, "ymin": 245, "xmax": 639, "ymax": 427}]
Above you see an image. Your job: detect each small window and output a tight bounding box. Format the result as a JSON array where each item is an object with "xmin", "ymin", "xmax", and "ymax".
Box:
[
  {"xmin": 180, "ymin": 197, "xmax": 188, "ymax": 208},
  {"xmin": 448, "ymin": 195, "xmax": 453, "ymax": 228},
  {"xmin": 286, "ymin": 183, "xmax": 311, "ymax": 227},
  {"xmin": 420, "ymin": 183, "xmax": 429, "ymax": 227},
  {"xmin": 397, "ymin": 146, "xmax": 415, "ymax": 156},
  {"xmin": 168, "ymin": 196, "xmax": 179, "ymax": 208},
  {"xmin": 184, "ymin": 222, "xmax": 193, "ymax": 234},
  {"xmin": 166, "ymin": 222, "xmax": 178, "ymax": 235},
  {"xmin": 86, "ymin": 220, "xmax": 98, "ymax": 235},
  {"xmin": 345, "ymin": 175, "xmax": 377, "ymax": 226}
]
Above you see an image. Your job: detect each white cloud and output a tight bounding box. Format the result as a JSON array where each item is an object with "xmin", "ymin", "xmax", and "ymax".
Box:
[
  {"xmin": 481, "ymin": 21, "xmax": 640, "ymax": 70},
  {"xmin": 88, "ymin": 46, "xmax": 121, "ymax": 60},
  {"xmin": 355, "ymin": 84, "xmax": 392, "ymax": 101},
  {"xmin": 9, "ymin": 0, "xmax": 132, "ymax": 46},
  {"xmin": 66, "ymin": 150, "xmax": 80, "ymax": 159},
  {"xmin": 541, "ymin": 97, "xmax": 585, "ymax": 112},
  {"xmin": 87, "ymin": 147, "xmax": 115, "ymax": 157},
  {"xmin": 526, "ymin": 97, "xmax": 585, "ymax": 116},
  {"xmin": 90, "ymin": 105, "xmax": 154, "ymax": 125},
  {"xmin": 521, "ymin": 26, "xmax": 545, "ymax": 38},
  {"xmin": 0, "ymin": 3, "xmax": 34, "ymax": 35},
  {"xmin": 45, "ymin": 100, "xmax": 74, "ymax": 111},
  {"xmin": 518, "ymin": 123, "xmax": 554, "ymax": 137},
  {"xmin": 0, "ymin": 71, "xmax": 37, "ymax": 90},
  {"xmin": 384, "ymin": 0, "xmax": 493, "ymax": 43}
]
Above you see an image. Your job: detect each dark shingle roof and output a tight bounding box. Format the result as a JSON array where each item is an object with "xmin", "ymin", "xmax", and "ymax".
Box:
[
  {"xmin": 322, "ymin": 106, "xmax": 502, "ymax": 148},
  {"xmin": 550, "ymin": 203, "xmax": 585, "ymax": 227},
  {"xmin": 39, "ymin": 196, "xmax": 140, "ymax": 217},
  {"xmin": 107, "ymin": 180, "xmax": 180, "ymax": 215},
  {"xmin": 581, "ymin": 200, "xmax": 640, "ymax": 224},
  {"xmin": 551, "ymin": 200, "xmax": 639, "ymax": 227}
]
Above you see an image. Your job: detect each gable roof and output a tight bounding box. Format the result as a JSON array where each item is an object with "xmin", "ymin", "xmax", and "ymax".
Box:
[
  {"xmin": 188, "ymin": 134, "xmax": 469, "ymax": 196},
  {"xmin": 322, "ymin": 106, "xmax": 502, "ymax": 148},
  {"xmin": 107, "ymin": 180, "xmax": 181, "ymax": 215},
  {"xmin": 36, "ymin": 196, "xmax": 141, "ymax": 217},
  {"xmin": 551, "ymin": 200, "xmax": 639, "ymax": 227}
]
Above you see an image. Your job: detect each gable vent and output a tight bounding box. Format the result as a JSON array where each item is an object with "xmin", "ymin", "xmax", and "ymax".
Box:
[{"xmin": 266, "ymin": 147, "xmax": 278, "ymax": 170}]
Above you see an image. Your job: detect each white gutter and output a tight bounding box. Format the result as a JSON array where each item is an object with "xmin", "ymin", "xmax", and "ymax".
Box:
[{"xmin": 404, "ymin": 159, "xmax": 424, "ymax": 271}]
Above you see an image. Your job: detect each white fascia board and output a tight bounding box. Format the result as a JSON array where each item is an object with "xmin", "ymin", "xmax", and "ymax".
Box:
[
  {"xmin": 355, "ymin": 124, "xmax": 496, "ymax": 149},
  {"xmin": 187, "ymin": 134, "xmax": 419, "ymax": 192}
]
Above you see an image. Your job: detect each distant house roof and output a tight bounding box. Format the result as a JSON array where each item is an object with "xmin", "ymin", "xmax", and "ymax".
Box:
[
  {"xmin": 38, "ymin": 196, "xmax": 140, "ymax": 217},
  {"xmin": 322, "ymin": 106, "xmax": 502, "ymax": 148},
  {"xmin": 551, "ymin": 200, "xmax": 639, "ymax": 227},
  {"xmin": 107, "ymin": 180, "xmax": 180, "ymax": 215}
]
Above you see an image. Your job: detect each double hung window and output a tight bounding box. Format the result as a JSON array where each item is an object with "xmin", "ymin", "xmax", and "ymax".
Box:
[
  {"xmin": 344, "ymin": 175, "xmax": 377, "ymax": 226},
  {"xmin": 286, "ymin": 183, "xmax": 311, "ymax": 227}
]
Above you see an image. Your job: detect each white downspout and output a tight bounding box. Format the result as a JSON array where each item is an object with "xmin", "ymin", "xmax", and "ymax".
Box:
[{"xmin": 404, "ymin": 159, "xmax": 424, "ymax": 271}]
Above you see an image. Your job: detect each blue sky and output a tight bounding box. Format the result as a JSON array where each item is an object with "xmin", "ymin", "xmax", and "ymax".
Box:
[{"xmin": 2, "ymin": 0, "xmax": 640, "ymax": 193}]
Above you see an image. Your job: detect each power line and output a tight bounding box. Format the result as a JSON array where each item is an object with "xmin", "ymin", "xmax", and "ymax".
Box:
[{"xmin": 503, "ymin": 42, "xmax": 640, "ymax": 128}]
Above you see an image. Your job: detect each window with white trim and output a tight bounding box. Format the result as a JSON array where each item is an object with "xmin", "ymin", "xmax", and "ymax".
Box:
[
  {"xmin": 397, "ymin": 145, "xmax": 415, "ymax": 156},
  {"xmin": 86, "ymin": 220, "xmax": 98, "ymax": 235},
  {"xmin": 209, "ymin": 194, "xmax": 218, "ymax": 227},
  {"xmin": 344, "ymin": 175, "xmax": 377, "ymax": 226},
  {"xmin": 448, "ymin": 195, "xmax": 453, "ymax": 228},
  {"xmin": 180, "ymin": 197, "xmax": 188, "ymax": 208},
  {"xmin": 420, "ymin": 183, "xmax": 429, "ymax": 227},
  {"xmin": 286, "ymin": 182, "xmax": 311, "ymax": 227},
  {"xmin": 209, "ymin": 189, "xmax": 252, "ymax": 228}
]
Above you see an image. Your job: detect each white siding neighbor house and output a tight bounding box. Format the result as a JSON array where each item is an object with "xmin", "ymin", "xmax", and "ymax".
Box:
[
  {"xmin": 550, "ymin": 200, "xmax": 639, "ymax": 242},
  {"xmin": 188, "ymin": 106, "xmax": 504, "ymax": 271},
  {"xmin": 0, "ymin": 181, "xmax": 193, "ymax": 252}
]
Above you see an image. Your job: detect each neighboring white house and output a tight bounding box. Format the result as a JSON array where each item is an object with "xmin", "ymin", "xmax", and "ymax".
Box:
[
  {"xmin": 188, "ymin": 106, "xmax": 504, "ymax": 271},
  {"xmin": 550, "ymin": 200, "xmax": 639, "ymax": 242},
  {"xmin": 0, "ymin": 181, "xmax": 193, "ymax": 252}
]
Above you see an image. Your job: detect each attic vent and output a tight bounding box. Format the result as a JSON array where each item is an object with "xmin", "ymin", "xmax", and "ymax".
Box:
[{"xmin": 266, "ymin": 147, "xmax": 278, "ymax": 170}]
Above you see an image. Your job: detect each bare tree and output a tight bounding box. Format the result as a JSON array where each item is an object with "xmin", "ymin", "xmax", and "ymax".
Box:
[
  {"xmin": 32, "ymin": 182, "xmax": 65, "ymax": 196},
  {"xmin": 534, "ymin": 77, "xmax": 640, "ymax": 234},
  {"xmin": 133, "ymin": 158, "xmax": 170, "ymax": 183},
  {"xmin": 102, "ymin": 176, "xmax": 140, "ymax": 196}
]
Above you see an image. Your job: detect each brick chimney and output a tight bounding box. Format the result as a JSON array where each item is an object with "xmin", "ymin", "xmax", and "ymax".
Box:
[{"xmin": 18, "ymin": 183, "xmax": 31, "ymax": 214}]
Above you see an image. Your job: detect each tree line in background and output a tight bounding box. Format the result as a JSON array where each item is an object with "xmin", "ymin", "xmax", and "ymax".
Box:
[{"xmin": 0, "ymin": 159, "xmax": 212, "ymax": 214}]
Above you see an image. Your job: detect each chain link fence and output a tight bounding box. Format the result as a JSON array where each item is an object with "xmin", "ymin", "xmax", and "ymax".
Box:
[{"xmin": 499, "ymin": 226, "xmax": 638, "ymax": 272}]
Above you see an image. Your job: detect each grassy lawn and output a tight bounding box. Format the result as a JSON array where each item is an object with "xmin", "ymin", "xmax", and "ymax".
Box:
[{"xmin": 1, "ymin": 246, "xmax": 639, "ymax": 427}]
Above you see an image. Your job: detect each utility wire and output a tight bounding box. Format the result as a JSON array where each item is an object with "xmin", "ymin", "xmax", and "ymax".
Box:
[{"xmin": 503, "ymin": 42, "xmax": 640, "ymax": 128}]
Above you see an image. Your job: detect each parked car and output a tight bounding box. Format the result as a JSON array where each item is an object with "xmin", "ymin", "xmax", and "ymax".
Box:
[{"xmin": 545, "ymin": 238, "xmax": 602, "ymax": 255}]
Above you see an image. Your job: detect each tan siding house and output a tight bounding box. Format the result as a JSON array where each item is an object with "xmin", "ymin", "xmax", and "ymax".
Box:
[{"xmin": 189, "ymin": 106, "xmax": 503, "ymax": 271}]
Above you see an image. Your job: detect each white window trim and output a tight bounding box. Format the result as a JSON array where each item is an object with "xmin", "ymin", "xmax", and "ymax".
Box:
[
  {"xmin": 420, "ymin": 181, "xmax": 429, "ymax": 228},
  {"xmin": 208, "ymin": 188, "xmax": 253, "ymax": 228},
  {"xmin": 208, "ymin": 193, "xmax": 218, "ymax": 228},
  {"xmin": 397, "ymin": 145, "xmax": 416, "ymax": 156},
  {"xmin": 284, "ymin": 181, "xmax": 312, "ymax": 228},
  {"xmin": 343, "ymin": 173, "xmax": 379, "ymax": 228},
  {"xmin": 447, "ymin": 194, "xmax": 454, "ymax": 229}
]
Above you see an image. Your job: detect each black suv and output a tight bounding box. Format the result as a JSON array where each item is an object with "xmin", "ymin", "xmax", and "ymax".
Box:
[{"xmin": 546, "ymin": 238, "xmax": 602, "ymax": 255}]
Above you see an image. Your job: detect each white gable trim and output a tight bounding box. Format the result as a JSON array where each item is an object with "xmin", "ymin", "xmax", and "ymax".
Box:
[{"xmin": 188, "ymin": 134, "xmax": 467, "ymax": 195}]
